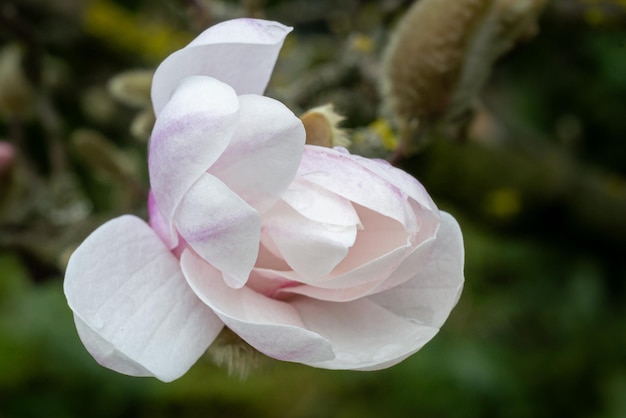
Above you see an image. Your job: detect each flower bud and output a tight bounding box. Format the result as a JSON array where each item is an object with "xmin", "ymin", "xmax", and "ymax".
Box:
[
  {"xmin": 130, "ymin": 109, "xmax": 156, "ymax": 141},
  {"xmin": 300, "ymin": 103, "xmax": 349, "ymax": 148},
  {"xmin": 0, "ymin": 44, "xmax": 35, "ymax": 120},
  {"xmin": 107, "ymin": 69, "xmax": 153, "ymax": 108},
  {"xmin": 206, "ymin": 328, "xmax": 263, "ymax": 379},
  {"xmin": 382, "ymin": 0, "xmax": 546, "ymax": 156},
  {"xmin": 70, "ymin": 129, "xmax": 136, "ymax": 182}
]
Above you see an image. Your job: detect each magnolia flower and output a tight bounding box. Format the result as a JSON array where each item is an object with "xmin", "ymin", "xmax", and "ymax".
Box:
[{"xmin": 64, "ymin": 18, "xmax": 464, "ymax": 382}]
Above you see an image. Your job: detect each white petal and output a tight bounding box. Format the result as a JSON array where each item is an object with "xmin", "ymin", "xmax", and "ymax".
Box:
[
  {"xmin": 349, "ymin": 153, "xmax": 438, "ymax": 211},
  {"xmin": 64, "ymin": 215, "xmax": 223, "ymax": 382},
  {"xmin": 175, "ymin": 173, "xmax": 261, "ymax": 289},
  {"xmin": 291, "ymin": 297, "xmax": 438, "ymax": 370},
  {"xmin": 298, "ymin": 146, "xmax": 418, "ymax": 231},
  {"xmin": 279, "ymin": 234, "xmax": 436, "ymax": 302},
  {"xmin": 148, "ymin": 76, "xmax": 239, "ymax": 236},
  {"xmin": 271, "ymin": 204, "xmax": 413, "ymax": 292},
  {"xmin": 281, "ymin": 178, "xmax": 360, "ymax": 227},
  {"xmin": 330, "ymin": 205, "xmax": 410, "ymax": 276},
  {"xmin": 148, "ymin": 190, "xmax": 178, "ymax": 249},
  {"xmin": 258, "ymin": 243, "xmax": 410, "ymax": 294},
  {"xmin": 368, "ymin": 212, "xmax": 465, "ymax": 328},
  {"xmin": 262, "ymin": 200, "xmax": 357, "ymax": 281},
  {"xmin": 208, "ymin": 94, "xmax": 305, "ymax": 213},
  {"xmin": 152, "ymin": 18, "xmax": 292, "ymax": 116},
  {"xmin": 180, "ymin": 250, "xmax": 335, "ymax": 363}
]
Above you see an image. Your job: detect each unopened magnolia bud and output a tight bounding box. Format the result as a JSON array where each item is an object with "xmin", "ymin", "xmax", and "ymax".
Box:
[
  {"xmin": 382, "ymin": 0, "xmax": 546, "ymax": 155},
  {"xmin": 130, "ymin": 109, "xmax": 155, "ymax": 141},
  {"xmin": 206, "ymin": 327, "xmax": 263, "ymax": 379},
  {"xmin": 81, "ymin": 86, "xmax": 117, "ymax": 124},
  {"xmin": 0, "ymin": 44, "xmax": 35, "ymax": 120},
  {"xmin": 300, "ymin": 104, "xmax": 350, "ymax": 148},
  {"xmin": 107, "ymin": 69, "xmax": 153, "ymax": 108},
  {"xmin": 70, "ymin": 129, "xmax": 136, "ymax": 182}
]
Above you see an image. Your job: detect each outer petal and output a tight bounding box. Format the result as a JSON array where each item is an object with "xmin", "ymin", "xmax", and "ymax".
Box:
[
  {"xmin": 152, "ymin": 18, "xmax": 292, "ymax": 116},
  {"xmin": 208, "ymin": 94, "xmax": 305, "ymax": 213},
  {"xmin": 180, "ymin": 250, "xmax": 335, "ymax": 364},
  {"xmin": 348, "ymin": 153, "xmax": 438, "ymax": 212},
  {"xmin": 291, "ymin": 297, "xmax": 438, "ymax": 370},
  {"xmin": 368, "ymin": 212, "xmax": 465, "ymax": 328},
  {"xmin": 64, "ymin": 215, "xmax": 223, "ymax": 382},
  {"xmin": 298, "ymin": 146, "xmax": 418, "ymax": 231},
  {"xmin": 148, "ymin": 76, "xmax": 239, "ymax": 236},
  {"xmin": 175, "ymin": 173, "xmax": 261, "ymax": 289}
]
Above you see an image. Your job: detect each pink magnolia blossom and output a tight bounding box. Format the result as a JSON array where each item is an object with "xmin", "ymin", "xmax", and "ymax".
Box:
[{"xmin": 64, "ymin": 18, "xmax": 464, "ymax": 382}]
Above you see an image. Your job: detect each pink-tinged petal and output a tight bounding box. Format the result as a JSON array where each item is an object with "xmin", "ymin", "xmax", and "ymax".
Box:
[
  {"xmin": 260, "ymin": 242, "xmax": 410, "ymax": 291},
  {"xmin": 275, "ymin": 205, "xmax": 425, "ymax": 299},
  {"xmin": 152, "ymin": 19, "xmax": 292, "ymax": 116},
  {"xmin": 349, "ymin": 153, "xmax": 438, "ymax": 211},
  {"xmin": 291, "ymin": 297, "xmax": 438, "ymax": 370},
  {"xmin": 262, "ymin": 200, "xmax": 357, "ymax": 282},
  {"xmin": 255, "ymin": 241, "xmax": 292, "ymax": 271},
  {"xmin": 330, "ymin": 205, "xmax": 410, "ymax": 276},
  {"xmin": 64, "ymin": 215, "xmax": 223, "ymax": 382},
  {"xmin": 361, "ymin": 233, "xmax": 436, "ymax": 295},
  {"xmin": 148, "ymin": 190, "xmax": 178, "ymax": 249},
  {"xmin": 246, "ymin": 268, "xmax": 298, "ymax": 298},
  {"xmin": 298, "ymin": 146, "xmax": 417, "ymax": 231},
  {"xmin": 208, "ymin": 94, "xmax": 305, "ymax": 213},
  {"xmin": 175, "ymin": 173, "xmax": 261, "ymax": 289},
  {"xmin": 292, "ymin": 204, "xmax": 412, "ymax": 290},
  {"xmin": 315, "ymin": 201, "xmax": 439, "ymax": 298},
  {"xmin": 149, "ymin": 76, "xmax": 239, "ymax": 238},
  {"xmin": 279, "ymin": 235, "xmax": 436, "ymax": 302},
  {"xmin": 260, "ymin": 243, "xmax": 408, "ymax": 292},
  {"xmin": 281, "ymin": 178, "xmax": 360, "ymax": 227},
  {"xmin": 368, "ymin": 212, "xmax": 465, "ymax": 328},
  {"xmin": 180, "ymin": 250, "xmax": 335, "ymax": 363}
]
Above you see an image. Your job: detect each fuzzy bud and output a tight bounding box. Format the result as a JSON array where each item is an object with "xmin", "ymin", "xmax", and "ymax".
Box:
[
  {"xmin": 107, "ymin": 69, "xmax": 153, "ymax": 108},
  {"xmin": 300, "ymin": 104, "xmax": 350, "ymax": 148},
  {"xmin": 382, "ymin": 0, "xmax": 546, "ymax": 156},
  {"xmin": 130, "ymin": 109, "xmax": 156, "ymax": 141},
  {"xmin": 70, "ymin": 129, "xmax": 136, "ymax": 182},
  {"xmin": 206, "ymin": 328, "xmax": 264, "ymax": 380},
  {"xmin": 0, "ymin": 44, "xmax": 35, "ymax": 120}
]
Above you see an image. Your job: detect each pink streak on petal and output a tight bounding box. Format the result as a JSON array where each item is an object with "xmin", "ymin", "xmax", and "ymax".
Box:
[
  {"xmin": 148, "ymin": 76, "xmax": 239, "ymax": 240},
  {"xmin": 208, "ymin": 94, "xmax": 305, "ymax": 213}
]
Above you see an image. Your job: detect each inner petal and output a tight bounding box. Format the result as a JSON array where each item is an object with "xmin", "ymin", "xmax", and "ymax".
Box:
[
  {"xmin": 261, "ymin": 200, "xmax": 357, "ymax": 282},
  {"xmin": 331, "ymin": 204, "xmax": 410, "ymax": 276},
  {"xmin": 281, "ymin": 177, "xmax": 360, "ymax": 227}
]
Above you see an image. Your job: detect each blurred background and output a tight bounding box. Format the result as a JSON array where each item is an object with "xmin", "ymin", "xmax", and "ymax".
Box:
[{"xmin": 1, "ymin": 0, "xmax": 626, "ymax": 417}]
